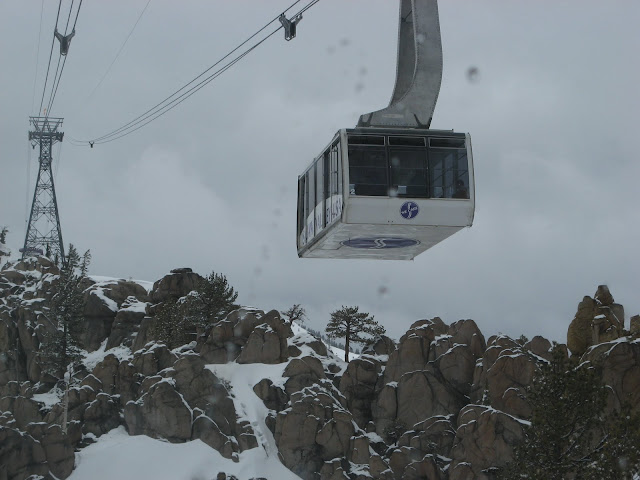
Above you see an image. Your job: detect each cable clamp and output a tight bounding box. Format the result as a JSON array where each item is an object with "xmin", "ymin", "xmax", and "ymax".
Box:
[{"xmin": 279, "ymin": 13, "xmax": 302, "ymax": 41}]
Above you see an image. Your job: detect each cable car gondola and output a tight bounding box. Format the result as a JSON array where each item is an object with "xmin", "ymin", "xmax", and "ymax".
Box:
[{"xmin": 296, "ymin": 0, "xmax": 474, "ymax": 260}]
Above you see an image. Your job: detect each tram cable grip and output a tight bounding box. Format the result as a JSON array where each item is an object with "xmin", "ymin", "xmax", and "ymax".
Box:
[{"xmin": 279, "ymin": 13, "xmax": 302, "ymax": 41}]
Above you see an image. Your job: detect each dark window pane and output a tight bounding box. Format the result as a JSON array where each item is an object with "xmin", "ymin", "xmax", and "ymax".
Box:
[
  {"xmin": 389, "ymin": 149, "xmax": 428, "ymax": 198},
  {"xmin": 348, "ymin": 147, "xmax": 388, "ymax": 196},
  {"xmin": 429, "ymin": 137, "xmax": 466, "ymax": 149},
  {"xmin": 297, "ymin": 176, "xmax": 305, "ymax": 240},
  {"xmin": 429, "ymin": 147, "xmax": 469, "ymax": 199},
  {"xmin": 308, "ymin": 167, "xmax": 315, "ymax": 211},
  {"xmin": 304, "ymin": 172, "xmax": 310, "ymax": 216},
  {"xmin": 336, "ymin": 141, "xmax": 342, "ymax": 197},
  {"xmin": 389, "ymin": 136, "xmax": 426, "ymax": 147},
  {"xmin": 347, "ymin": 135, "xmax": 385, "ymax": 146}
]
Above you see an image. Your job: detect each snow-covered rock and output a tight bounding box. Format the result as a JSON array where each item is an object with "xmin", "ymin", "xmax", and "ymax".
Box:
[{"xmin": 1, "ymin": 264, "xmax": 639, "ymax": 479}]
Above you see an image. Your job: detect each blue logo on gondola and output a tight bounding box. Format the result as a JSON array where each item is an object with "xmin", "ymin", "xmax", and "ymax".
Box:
[
  {"xmin": 341, "ymin": 237, "xmax": 420, "ymax": 249},
  {"xmin": 400, "ymin": 201, "xmax": 419, "ymax": 219}
]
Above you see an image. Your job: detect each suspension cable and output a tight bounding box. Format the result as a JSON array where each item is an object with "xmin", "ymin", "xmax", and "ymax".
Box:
[
  {"xmin": 38, "ymin": 0, "xmax": 63, "ymax": 116},
  {"xmin": 24, "ymin": 143, "xmax": 32, "ymax": 229},
  {"xmin": 87, "ymin": 5, "xmax": 294, "ymax": 144},
  {"xmin": 46, "ymin": 56, "xmax": 67, "ymax": 116},
  {"xmin": 84, "ymin": 0, "xmax": 152, "ymax": 103},
  {"xmin": 46, "ymin": 0, "xmax": 83, "ymax": 117},
  {"xmin": 46, "ymin": 55, "xmax": 63, "ymax": 116},
  {"xmin": 30, "ymin": 0, "xmax": 45, "ymax": 115},
  {"xmin": 63, "ymin": 0, "xmax": 75, "ymax": 34},
  {"xmin": 72, "ymin": 0, "xmax": 83, "ymax": 29},
  {"xmin": 93, "ymin": 29, "xmax": 280, "ymax": 145},
  {"xmin": 73, "ymin": 0, "xmax": 317, "ymax": 146}
]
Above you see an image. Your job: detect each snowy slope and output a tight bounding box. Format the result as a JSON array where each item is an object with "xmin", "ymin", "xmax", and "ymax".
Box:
[
  {"xmin": 69, "ymin": 323, "xmax": 343, "ymax": 480},
  {"xmin": 70, "ymin": 426, "xmax": 301, "ymax": 480}
]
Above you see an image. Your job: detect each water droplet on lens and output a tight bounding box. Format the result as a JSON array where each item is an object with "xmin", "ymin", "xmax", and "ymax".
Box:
[{"xmin": 467, "ymin": 66, "xmax": 480, "ymax": 83}]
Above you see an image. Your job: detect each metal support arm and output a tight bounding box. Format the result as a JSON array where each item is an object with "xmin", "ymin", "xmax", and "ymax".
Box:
[
  {"xmin": 358, "ymin": 0, "xmax": 442, "ymax": 129},
  {"xmin": 55, "ymin": 28, "xmax": 76, "ymax": 56},
  {"xmin": 279, "ymin": 13, "xmax": 302, "ymax": 41}
]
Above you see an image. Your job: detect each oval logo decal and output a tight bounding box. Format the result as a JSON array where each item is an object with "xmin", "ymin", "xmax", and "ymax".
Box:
[{"xmin": 341, "ymin": 237, "xmax": 420, "ymax": 249}]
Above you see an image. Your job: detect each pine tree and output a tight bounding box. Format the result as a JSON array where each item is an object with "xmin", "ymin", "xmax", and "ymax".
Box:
[
  {"xmin": 595, "ymin": 405, "xmax": 640, "ymax": 479},
  {"xmin": 499, "ymin": 346, "xmax": 640, "ymax": 479},
  {"xmin": 326, "ymin": 305, "xmax": 385, "ymax": 362},
  {"xmin": 151, "ymin": 299, "xmax": 189, "ymax": 349},
  {"xmin": 39, "ymin": 244, "xmax": 91, "ymax": 378},
  {"xmin": 282, "ymin": 304, "xmax": 307, "ymax": 325},
  {"xmin": 184, "ymin": 271, "xmax": 238, "ymax": 330},
  {"xmin": 151, "ymin": 271, "xmax": 239, "ymax": 349}
]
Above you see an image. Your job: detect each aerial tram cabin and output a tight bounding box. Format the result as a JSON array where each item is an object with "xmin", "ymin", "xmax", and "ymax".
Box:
[
  {"xmin": 296, "ymin": 0, "xmax": 474, "ymax": 260},
  {"xmin": 297, "ymin": 128, "xmax": 474, "ymax": 260}
]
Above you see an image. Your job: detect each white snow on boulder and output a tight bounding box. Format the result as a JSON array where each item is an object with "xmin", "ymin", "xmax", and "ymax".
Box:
[{"xmin": 69, "ymin": 426, "xmax": 302, "ymax": 480}]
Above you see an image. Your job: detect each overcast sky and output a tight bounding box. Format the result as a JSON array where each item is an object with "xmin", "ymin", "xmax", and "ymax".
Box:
[{"xmin": 1, "ymin": 0, "xmax": 638, "ymax": 344}]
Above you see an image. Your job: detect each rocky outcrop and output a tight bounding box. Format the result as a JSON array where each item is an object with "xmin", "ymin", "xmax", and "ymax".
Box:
[
  {"xmin": 471, "ymin": 335, "xmax": 539, "ymax": 418},
  {"xmin": 339, "ymin": 355, "xmax": 383, "ymax": 429},
  {"xmin": 200, "ymin": 308, "xmax": 292, "ymax": 364},
  {"xmin": 149, "ymin": 268, "xmax": 203, "ymax": 304},
  {"xmin": 83, "ymin": 393, "xmax": 121, "ymax": 436},
  {"xmin": 398, "ymin": 415, "xmax": 457, "ymax": 460},
  {"xmin": 275, "ymin": 383, "xmax": 355, "ymax": 479},
  {"xmin": 0, "ymin": 416, "xmax": 78, "ymax": 480},
  {"xmin": 372, "ymin": 318, "xmax": 483, "ymax": 440},
  {"xmin": 253, "ymin": 378, "xmax": 288, "ymax": 413},
  {"xmin": 583, "ymin": 338, "xmax": 640, "ymax": 414},
  {"xmin": 0, "ymin": 427, "xmax": 49, "ymax": 479},
  {"xmin": 106, "ymin": 296, "xmax": 147, "ymax": 349},
  {"xmin": 81, "ymin": 279, "xmax": 149, "ymax": 352},
  {"xmin": 631, "ymin": 315, "xmax": 640, "ymax": 337},
  {"xmin": 567, "ymin": 285, "xmax": 625, "ymax": 356},
  {"xmin": 449, "ymin": 405, "xmax": 525, "ymax": 480},
  {"xmin": 125, "ymin": 379, "xmax": 193, "ymax": 441},
  {"xmin": 2, "ymin": 262, "xmax": 639, "ymax": 480},
  {"xmin": 0, "ymin": 317, "xmax": 25, "ymax": 385}
]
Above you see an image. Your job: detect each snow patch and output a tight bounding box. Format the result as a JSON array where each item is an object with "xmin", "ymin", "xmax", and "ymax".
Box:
[
  {"xmin": 82, "ymin": 341, "xmax": 132, "ymax": 371},
  {"xmin": 89, "ymin": 287, "xmax": 118, "ymax": 313},
  {"xmin": 120, "ymin": 298, "xmax": 147, "ymax": 313},
  {"xmin": 206, "ymin": 361, "xmax": 290, "ymax": 458},
  {"xmin": 32, "ymin": 387, "xmax": 64, "ymax": 409},
  {"xmin": 89, "ymin": 275, "xmax": 154, "ymax": 293},
  {"xmin": 69, "ymin": 426, "xmax": 302, "ymax": 480}
]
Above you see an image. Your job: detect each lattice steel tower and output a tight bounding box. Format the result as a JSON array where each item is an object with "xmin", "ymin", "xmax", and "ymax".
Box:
[{"xmin": 23, "ymin": 116, "xmax": 65, "ymax": 263}]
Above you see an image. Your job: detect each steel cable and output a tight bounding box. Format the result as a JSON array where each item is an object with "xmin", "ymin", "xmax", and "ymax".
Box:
[
  {"xmin": 46, "ymin": 0, "xmax": 83, "ymax": 117},
  {"xmin": 38, "ymin": 0, "xmax": 63, "ymax": 116},
  {"xmin": 73, "ymin": 0, "xmax": 317, "ymax": 146},
  {"xmin": 30, "ymin": 0, "xmax": 45, "ymax": 115},
  {"xmin": 92, "ymin": 28, "xmax": 280, "ymax": 145},
  {"xmin": 84, "ymin": 0, "xmax": 152, "ymax": 103}
]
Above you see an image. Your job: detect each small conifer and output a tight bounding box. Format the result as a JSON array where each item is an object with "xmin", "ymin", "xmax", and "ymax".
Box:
[
  {"xmin": 326, "ymin": 305, "xmax": 385, "ymax": 362},
  {"xmin": 39, "ymin": 244, "xmax": 91, "ymax": 378}
]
